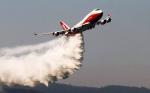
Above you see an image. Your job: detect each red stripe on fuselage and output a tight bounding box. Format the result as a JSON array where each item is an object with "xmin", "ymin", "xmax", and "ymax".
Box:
[{"xmin": 82, "ymin": 13, "xmax": 102, "ymax": 24}]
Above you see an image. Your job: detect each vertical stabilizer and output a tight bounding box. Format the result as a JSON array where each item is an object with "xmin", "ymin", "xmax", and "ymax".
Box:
[{"xmin": 59, "ymin": 20, "xmax": 70, "ymax": 30}]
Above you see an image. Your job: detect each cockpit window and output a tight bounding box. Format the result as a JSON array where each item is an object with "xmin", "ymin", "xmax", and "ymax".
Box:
[{"xmin": 95, "ymin": 9, "xmax": 100, "ymax": 11}]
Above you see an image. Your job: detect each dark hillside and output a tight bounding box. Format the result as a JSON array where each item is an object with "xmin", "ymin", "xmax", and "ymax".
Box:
[{"xmin": 1, "ymin": 83, "xmax": 150, "ymax": 93}]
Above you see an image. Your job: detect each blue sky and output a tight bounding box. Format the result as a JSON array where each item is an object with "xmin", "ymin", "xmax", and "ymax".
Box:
[{"xmin": 0, "ymin": 0, "xmax": 150, "ymax": 87}]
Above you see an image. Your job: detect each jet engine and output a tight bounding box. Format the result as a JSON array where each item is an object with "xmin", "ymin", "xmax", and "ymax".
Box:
[
  {"xmin": 53, "ymin": 32, "xmax": 59, "ymax": 36},
  {"xmin": 106, "ymin": 17, "xmax": 111, "ymax": 23},
  {"xmin": 100, "ymin": 19, "xmax": 106, "ymax": 25}
]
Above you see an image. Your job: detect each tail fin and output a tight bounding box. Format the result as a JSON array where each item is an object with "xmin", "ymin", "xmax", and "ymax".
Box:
[{"xmin": 59, "ymin": 20, "xmax": 70, "ymax": 30}]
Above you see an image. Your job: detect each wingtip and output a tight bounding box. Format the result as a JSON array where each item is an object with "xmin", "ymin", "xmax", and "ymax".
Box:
[
  {"xmin": 33, "ymin": 32, "xmax": 38, "ymax": 36},
  {"xmin": 108, "ymin": 13, "xmax": 112, "ymax": 17}
]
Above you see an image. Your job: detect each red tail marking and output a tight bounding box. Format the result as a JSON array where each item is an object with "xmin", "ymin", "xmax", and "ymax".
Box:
[{"xmin": 60, "ymin": 21, "xmax": 70, "ymax": 30}]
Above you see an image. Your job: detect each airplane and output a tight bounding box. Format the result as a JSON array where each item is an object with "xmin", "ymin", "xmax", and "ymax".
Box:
[{"xmin": 34, "ymin": 9, "xmax": 111, "ymax": 37}]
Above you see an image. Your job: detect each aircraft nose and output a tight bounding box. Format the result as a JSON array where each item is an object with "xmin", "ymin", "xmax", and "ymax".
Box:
[
  {"xmin": 95, "ymin": 9, "xmax": 103, "ymax": 13},
  {"xmin": 98, "ymin": 10, "xmax": 103, "ymax": 13},
  {"xmin": 95, "ymin": 9, "xmax": 100, "ymax": 11}
]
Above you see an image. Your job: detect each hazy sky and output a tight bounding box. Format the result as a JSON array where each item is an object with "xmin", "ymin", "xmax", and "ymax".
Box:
[{"xmin": 0, "ymin": 0, "xmax": 150, "ymax": 87}]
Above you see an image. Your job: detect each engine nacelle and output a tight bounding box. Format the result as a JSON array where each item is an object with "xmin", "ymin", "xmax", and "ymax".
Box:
[
  {"xmin": 106, "ymin": 17, "xmax": 111, "ymax": 23},
  {"xmin": 100, "ymin": 19, "xmax": 106, "ymax": 25},
  {"xmin": 71, "ymin": 28, "xmax": 78, "ymax": 32},
  {"xmin": 54, "ymin": 32, "xmax": 59, "ymax": 36}
]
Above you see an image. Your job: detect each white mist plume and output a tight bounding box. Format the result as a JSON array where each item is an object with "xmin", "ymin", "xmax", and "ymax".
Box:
[{"xmin": 0, "ymin": 33, "xmax": 84, "ymax": 87}]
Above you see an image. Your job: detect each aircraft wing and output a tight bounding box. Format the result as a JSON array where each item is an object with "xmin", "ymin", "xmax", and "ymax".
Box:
[
  {"xmin": 96, "ymin": 13, "xmax": 112, "ymax": 25},
  {"xmin": 34, "ymin": 29, "xmax": 71, "ymax": 37},
  {"xmin": 34, "ymin": 32, "xmax": 53, "ymax": 36},
  {"xmin": 33, "ymin": 23, "xmax": 90, "ymax": 37}
]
